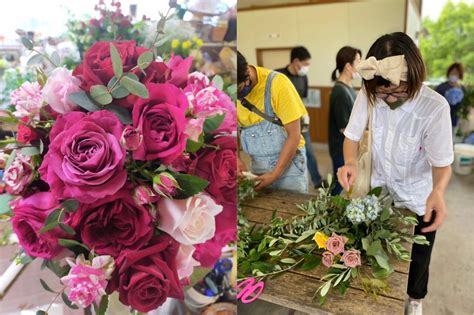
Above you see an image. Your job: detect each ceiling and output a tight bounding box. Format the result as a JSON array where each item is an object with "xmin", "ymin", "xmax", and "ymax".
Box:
[{"xmin": 237, "ymin": 0, "xmax": 354, "ymax": 10}]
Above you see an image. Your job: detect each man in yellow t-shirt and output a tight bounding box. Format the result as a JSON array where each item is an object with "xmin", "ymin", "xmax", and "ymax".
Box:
[{"xmin": 237, "ymin": 51, "xmax": 309, "ymax": 193}]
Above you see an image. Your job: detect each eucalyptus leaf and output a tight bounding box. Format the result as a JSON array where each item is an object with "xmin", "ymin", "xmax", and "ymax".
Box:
[
  {"xmin": 107, "ymin": 77, "xmax": 130, "ymax": 99},
  {"xmin": 20, "ymin": 146, "xmax": 40, "ymax": 157},
  {"xmin": 109, "ymin": 43, "xmax": 123, "ymax": 78},
  {"xmin": 69, "ymin": 91, "xmax": 101, "ymax": 112},
  {"xmin": 0, "ymin": 194, "xmax": 13, "ymax": 215},
  {"xmin": 21, "ymin": 37, "xmax": 33, "ymax": 49},
  {"xmin": 212, "ymin": 75, "xmax": 224, "ymax": 90},
  {"xmin": 27, "ymin": 53, "xmax": 44, "ymax": 66},
  {"xmin": 39, "ymin": 278, "xmax": 56, "ymax": 293},
  {"xmin": 137, "ymin": 51, "xmax": 154, "ymax": 70},
  {"xmin": 120, "ymin": 74, "xmax": 149, "ymax": 98},
  {"xmin": 90, "ymin": 85, "xmax": 113, "ymax": 105},
  {"xmin": 105, "ymin": 105, "xmax": 133, "ymax": 124}
]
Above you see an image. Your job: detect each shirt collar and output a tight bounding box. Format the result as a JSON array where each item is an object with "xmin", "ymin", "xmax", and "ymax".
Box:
[{"xmin": 376, "ymin": 98, "xmax": 416, "ymax": 113}]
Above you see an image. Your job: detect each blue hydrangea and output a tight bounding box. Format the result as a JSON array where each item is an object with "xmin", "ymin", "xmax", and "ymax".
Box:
[{"xmin": 345, "ymin": 195, "xmax": 382, "ymax": 224}]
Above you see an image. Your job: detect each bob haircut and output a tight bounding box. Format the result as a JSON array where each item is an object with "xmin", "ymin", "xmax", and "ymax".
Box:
[
  {"xmin": 363, "ymin": 32, "xmax": 426, "ymax": 105},
  {"xmin": 446, "ymin": 62, "xmax": 464, "ymax": 80}
]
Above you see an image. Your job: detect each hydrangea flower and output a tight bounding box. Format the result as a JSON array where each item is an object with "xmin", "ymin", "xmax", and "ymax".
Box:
[{"xmin": 345, "ymin": 195, "xmax": 382, "ymax": 224}]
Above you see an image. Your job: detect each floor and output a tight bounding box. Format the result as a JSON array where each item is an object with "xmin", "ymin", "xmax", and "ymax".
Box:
[{"xmin": 239, "ymin": 143, "xmax": 474, "ymax": 315}]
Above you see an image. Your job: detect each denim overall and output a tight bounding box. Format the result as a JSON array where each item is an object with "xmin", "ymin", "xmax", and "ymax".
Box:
[{"xmin": 240, "ymin": 71, "xmax": 309, "ymax": 193}]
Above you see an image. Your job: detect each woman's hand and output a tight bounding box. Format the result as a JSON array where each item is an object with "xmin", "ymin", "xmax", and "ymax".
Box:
[
  {"xmin": 422, "ymin": 189, "xmax": 448, "ymax": 233},
  {"xmin": 254, "ymin": 172, "xmax": 278, "ymax": 191},
  {"xmin": 237, "ymin": 157, "xmax": 247, "ymax": 178},
  {"xmin": 337, "ymin": 162, "xmax": 358, "ymax": 192}
]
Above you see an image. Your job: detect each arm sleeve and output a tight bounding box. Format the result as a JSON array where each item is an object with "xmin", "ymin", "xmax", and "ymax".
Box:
[
  {"xmin": 343, "ymin": 88, "xmax": 369, "ymax": 142},
  {"xmin": 272, "ymin": 74, "xmax": 306, "ymax": 125},
  {"xmin": 334, "ymin": 91, "xmax": 354, "ymax": 131},
  {"xmin": 423, "ymin": 103, "xmax": 454, "ymax": 167}
]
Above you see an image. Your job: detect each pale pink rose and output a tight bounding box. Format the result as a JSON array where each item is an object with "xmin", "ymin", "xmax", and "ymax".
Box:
[
  {"xmin": 158, "ymin": 193, "xmax": 223, "ymax": 245},
  {"xmin": 322, "ymin": 251, "xmax": 335, "ymax": 268},
  {"xmin": 341, "ymin": 249, "xmax": 362, "ymax": 268},
  {"xmin": 3, "ymin": 153, "xmax": 35, "ymax": 195},
  {"xmin": 61, "ymin": 254, "xmax": 114, "ymax": 308},
  {"xmin": 176, "ymin": 244, "xmax": 200, "ymax": 282},
  {"xmin": 121, "ymin": 126, "xmax": 143, "ymax": 151},
  {"xmin": 326, "ymin": 233, "xmax": 348, "ymax": 255},
  {"xmin": 43, "ymin": 67, "xmax": 81, "ymax": 114},
  {"xmin": 185, "ymin": 117, "xmax": 205, "ymax": 142},
  {"xmin": 153, "ymin": 172, "xmax": 179, "ymax": 198},
  {"xmin": 11, "ymin": 82, "xmax": 43, "ymax": 120},
  {"xmin": 188, "ymin": 71, "xmax": 210, "ymax": 89},
  {"xmin": 132, "ymin": 185, "xmax": 155, "ymax": 205}
]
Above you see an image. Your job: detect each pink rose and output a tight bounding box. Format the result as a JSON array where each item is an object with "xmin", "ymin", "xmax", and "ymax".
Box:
[
  {"xmin": 326, "ymin": 233, "xmax": 348, "ymax": 255},
  {"xmin": 152, "ymin": 172, "xmax": 179, "ymax": 198},
  {"xmin": 132, "ymin": 185, "xmax": 155, "ymax": 205},
  {"xmin": 107, "ymin": 236, "xmax": 183, "ymax": 312},
  {"xmin": 341, "ymin": 249, "xmax": 362, "ymax": 268},
  {"xmin": 132, "ymin": 83, "xmax": 188, "ymax": 164},
  {"xmin": 42, "ymin": 67, "xmax": 81, "ymax": 114},
  {"xmin": 167, "ymin": 55, "xmax": 192, "ymax": 88},
  {"xmin": 16, "ymin": 118, "xmax": 39, "ymax": 144},
  {"xmin": 176, "ymin": 244, "xmax": 200, "ymax": 282},
  {"xmin": 67, "ymin": 190, "xmax": 153, "ymax": 257},
  {"xmin": 188, "ymin": 71, "xmax": 210, "ymax": 89},
  {"xmin": 193, "ymin": 228, "xmax": 234, "ymax": 267},
  {"xmin": 169, "ymin": 153, "xmax": 193, "ymax": 173},
  {"xmin": 157, "ymin": 193, "xmax": 223, "ymax": 245},
  {"xmin": 39, "ymin": 111, "xmax": 127, "ymax": 204},
  {"xmin": 11, "ymin": 81, "xmax": 43, "ymax": 120},
  {"xmin": 61, "ymin": 254, "xmax": 115, "ymax": 308},
  {"xmin": 11, "ymin": 192, "xmax": 65, "ymax": 259},
  {"xmin": 3, "ymin": 153, "xmax": 35, "ymax": 195},
  {"xmin": 322, "ymin": 251, "xmax": 335, "ymax": 268},
  {"xmin": 121, "ymin": 126, "xmax": 142, "ymax": 151},
  {"xmin": 184, "ymin": 117, "xmax": 204, "ymax": 142}
]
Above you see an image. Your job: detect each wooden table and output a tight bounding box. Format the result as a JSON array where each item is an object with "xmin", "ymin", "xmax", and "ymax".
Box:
[{"xmin": 240, "ymin": 190, "xmax": 412, "ymax": 315}]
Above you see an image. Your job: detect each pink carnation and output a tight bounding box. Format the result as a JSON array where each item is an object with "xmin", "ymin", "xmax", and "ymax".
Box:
[
  {"xmin": 3, "ymin": 153, "xmax": 35, "ymax": 195},
  {"xmin": 11, "ymin": 81, "xmax": 43, "ymax": 120},
  {"xmin": 184, "ymin": 117, "xmax": 205, "ymax": 142},
  {"xmin": 42, "ymin": 67, "xmax": 81, "ymax": 114},
  {"xmin": 326, "ymin": 233, "xmax": 348, "ymax": 255}
]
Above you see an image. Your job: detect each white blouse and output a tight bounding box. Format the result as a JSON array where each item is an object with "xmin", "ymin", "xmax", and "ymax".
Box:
[{"xmin": 344, "ymin": 85, "xmax": 454, "ymax": 215}]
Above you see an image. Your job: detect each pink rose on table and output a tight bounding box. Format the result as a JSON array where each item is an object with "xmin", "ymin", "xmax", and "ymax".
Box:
[
  {"xmin": 132, "ymin": 83, "xmax": 188, "ymax": 164},
  {"xmin": 176, "ymin": 244, "xmax": 200, "ymax": 282},
  {"xmin": 120, "ymin": 126, "xmax": 142, "ymax": 151},
  {"xmin": 341, "ymin": 249, "xmax": 362, "ymax": 268},
  {"xmin": 42, "ymin": 67, "xmax": 81, "ymax": 114},
  {"xmin": 167, "ymin": 55, "xmax": 192, "ymax": 88},
  {"xmin": 11, "ymin": 192, "xmax": 65, "ymax": 259},
  {"xmin": 68, "ymin": 190, "xmax": 153, "ymax": 257},
  {"xmin": 322, "ymin": 251, "xmax": 335, "ymax": 268},
  {"xmin": 185, "ymin": 117, "xmax": 205, "ymax": 142},
  {"xmin": 326, "ymin": 233, "xmax": 348, "ymax": 255},
  {"xmin": 107, "ymin": 236, "xmax": 184, "ymax": 312},
  {"xmin": 11, "ymin": 81, "xmax": 43, "ymax": 120},
  {"xmin": 39, "ymin": 111, "xmax": 126, "ymax": 204},
  {"xmin": 61, "ymin": 254, "xmax": 114, "ymax": 308},
  {"xmin": 3, "ymin": 153, "xmax": 35, "ymax": 195},
  {"xmin": 158, "ymin": 193, "xmax": 223, "ymax": 245}
]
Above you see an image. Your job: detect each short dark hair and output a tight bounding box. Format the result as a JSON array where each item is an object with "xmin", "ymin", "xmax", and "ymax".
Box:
[
  {"xmin": 363, "ymin": 32, "xmax": 426, "ymax": 105},
  {"xmin": 290, "ymin": 46, "xmax": 311, "ymax": 62},
  {"xmin": 237, "ymin": 50, "xmax": 249, "ymax": 84},
  {"xmin": 331, "ymin": 46, "xmax": 362, "ymax": 81},
  {"xmin": 447, "ymin": 62, "xmax": 464, "ymax": 80}
]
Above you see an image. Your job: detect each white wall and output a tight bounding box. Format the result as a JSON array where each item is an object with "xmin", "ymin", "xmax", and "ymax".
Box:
[{"xmin": 238, "ymin": 0, "xmax": 406, "ymax": 86}]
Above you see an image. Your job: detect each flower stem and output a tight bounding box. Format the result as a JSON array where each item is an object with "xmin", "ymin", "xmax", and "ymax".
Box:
[{"xmin": 45, "ymin": 287, "xmax": 65, "ymax": 314}]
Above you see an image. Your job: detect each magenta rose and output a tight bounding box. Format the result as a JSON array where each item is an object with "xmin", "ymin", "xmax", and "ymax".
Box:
[
  {"xmin": 193, "ymin": 227, "xmax": 235, "ymax": 267},
  {"xmin": 107, "ymin": 235, "xmax": 184, "ymax": 312},
  {"xmin": 167, "ymin": 55, "xmax": 192, "ymax": 88},
  {"xmin": 11, "ymin": 192, "xmax": 66, "ymax": 259},
  {"xmin": 67, "ymin": 190, "xmax": 153, "ymax": 257},
  {"xmin": 132, "ymin": 83, "xmax": 188, "ymax": 164},
  {"xmin": 322, "ymin": 251, "xmax": 335, "ymax": 268},
  {"xmin": 326, "ymin": 233, "xmax": 348, "ymax": 255},
  {"xmin": 341, "ymin": 249, "xmax": 362, "ymax": 268},
  {"xmin": 39, "ymin": 111, "xmax": 126, "ymax": 204}
]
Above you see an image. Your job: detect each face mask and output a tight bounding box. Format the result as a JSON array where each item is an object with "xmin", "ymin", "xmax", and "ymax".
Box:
[
  {"xmin": 298, "ymin": 66, "xmax": 309, "ymax": 76},
  {"xmin": 448, "ymin": 75, "xmax": 459, "ymax": 83},
  {"xmin": 238, "ymin": 81, "xmax": 252, "ymax": 99},
  {"xmin": 386, "ymin": 98, "xmax": 407, "ymax": 110}
]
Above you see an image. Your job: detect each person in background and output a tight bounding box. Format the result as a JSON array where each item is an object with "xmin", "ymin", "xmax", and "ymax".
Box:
[
  {"xmin": 328, "ymin": 46, "xmax": 361, "ymax": 195},
  {"xmin": 237, "ymin": 51, "xmax": 309, "ymax": 193},
  {"xmin": 275, "ymin": 46, "xmax": 323, "ymax": 188},
  {"xmin": 435, "ymin": 62, "xmax": 466, "ymax": 131},
  {"xmin": 337, "ymin": 32, "xmax": 453, "ymax": 315}
]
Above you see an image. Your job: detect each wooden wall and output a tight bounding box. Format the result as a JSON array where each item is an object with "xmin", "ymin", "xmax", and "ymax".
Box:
[{"xmin": 307, "ymin": 86, "xmax": 332, "ymax": 143}]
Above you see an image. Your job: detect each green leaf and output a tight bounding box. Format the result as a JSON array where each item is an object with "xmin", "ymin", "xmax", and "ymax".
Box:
[
  {"xmin": 374, "ymin": 254, "xmax": 390, "ymax": 271},
  {"xmin": 0, "ymin": 194, "xmax": 13, "ymax": 215},
  {"xmin": 333, "ymin": 270, "xmax": 346, "ymax": 287},
  {"xmin": 269, "ymin": 250, "xmax": 282, "ymax": 256},
  {"xmin": 212, "ymin": 75, "xmax": 224, "ymax": 90},
  {"xmin": 19, "ymin": 254, "xmax": 34, "ymax": 265},
  {"xmin": 90, "ymin": 85, "xmax": 113, "ymax": 105},
  {"xmin": 368, "ymin": 187, "xmax": 383, "ymax": 197},
  {"xmin": 154, "ymin": 33, "xmax": 173, "ymax": 48},
  {"xmin": 59, "ymin": 223, "xmax": 76, "ymax": 235},
  {"xmin": 36, "ymin": 311, "xmax": 47, "ymax": 315},
  {"xmin": 104, "ymin": 104, "xmax": 133, "ymax": 125},
  {"xmin": 320, "ymin": 279, "xmax": 332, "ymax": 297},
  {"xmin": 380, "ymin": 208, "xmax": 391, "ymax": 221},
  {"xmin": 45, "ymin": 260, "xmax": 69, "ymax": 277},
  {"xmin": 173, "ymin": 173, "xmax": 208, "ymax": 199},
  {"xmin": 108, "ymin": 77, "xmax": 130, "ymax": 99},
  {"xmin": 20, "ymin": 146, "xmax": 40, "ymax": 157},
  {"xmin": 21, "ymin": 37, "xmax": 33, "ymax": 49},
  {"xmin": 58, "ymin": 239, "xmax": 90, "ymax": 251},
  {"xmin": 295, "ymin": 230, "xmax": 315, "ymax": 243},
  {"xmin": 62, "ymin": 292, "xmax": 79, "ymax": 310},
  {"xmin": 120, "ymin": 73, "xmax": 149, "ymax": 98},
  {"xmin": 186, "ymin": 139, "xmax": 203, "ymax": 153},
  {"xmin": 361, "ymin": 237, "xmax": 370, "ymax": 251},
  {"xmin": 351, "ymin": 267, "xmax": 358, "ymax": 278},
  {"xmin": 300, "ymin": 254, "xmax": 321, "ymax": 271},
  {"xmin": 109, "ymin": 43, "xmax": 123, "ymax": 78},
  {"xmin": 95, "ymin": 295, "xmax": 109, "ymax": 315},
  {"xmin": 27, "ymin": 53, "xmax": 43, "ymax": 66},
  {"xmin": 203, "ymin": 114, "xmax": 225, "ymax": 134},
  {"xmin": 62, "ymin": 200, "xmax": 79, "ymax": 213},
  {"xmin": 367, "ymin": 240, "xmax": 383, "ymax": 256},
  {"xmin": 39, "ymin": 278, "xmax": 56, "ymax": 293},
  {"xmin": 372, "ymin": 266, "xmax": 394, "ymax": 279},
  {"xmin": 280, "ymin": 258, "xmax": 296, "ymax": 264},
  {"xmin": 69, "ymin": 91, "xmax": 101, "ymax": 112},
  {"xmin": 137, "ymin": 51, "xmax": 154, "ymax": 70},
  {"xmin": 226, "ymin": 84, "xmax": 237, "ymax": 100},
  {"xmin": 40, "ymin": 209, "xmax": 61, "ymax": 233}
]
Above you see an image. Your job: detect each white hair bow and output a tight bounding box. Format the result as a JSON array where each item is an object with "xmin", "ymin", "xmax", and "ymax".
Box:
[{"xmin": 356, "ymin": 55, "xmax": 408, "ymax": 86}]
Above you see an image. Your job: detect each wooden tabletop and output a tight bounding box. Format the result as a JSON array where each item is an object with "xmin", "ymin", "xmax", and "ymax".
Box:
[{"xmin": 240, "ymin": 190, "xmax": 412, "ymax": 315}]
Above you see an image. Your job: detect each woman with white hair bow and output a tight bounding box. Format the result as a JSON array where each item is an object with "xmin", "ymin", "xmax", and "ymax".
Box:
[{"xmin": 337, "ymin": 32, "xmax": 453, "ymax": 315}]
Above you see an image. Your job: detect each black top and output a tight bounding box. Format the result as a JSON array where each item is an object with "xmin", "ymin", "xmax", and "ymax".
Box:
[
  {"xmin": 275, "ymin": 66, "xmax": 308, "ymax": 98},
  {"xmin": 328, "ymin": 81, "xmax": 357, "ymax": 158}
]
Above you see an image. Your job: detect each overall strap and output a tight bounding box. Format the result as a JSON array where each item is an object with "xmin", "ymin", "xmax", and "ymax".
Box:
[{"xmin": 264, "ymin": 71, "xmax": 278, "ymax": 116}]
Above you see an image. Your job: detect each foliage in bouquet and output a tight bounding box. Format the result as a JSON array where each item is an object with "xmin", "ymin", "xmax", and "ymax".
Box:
[
  {"xmin": 0, "ymin": 7, "xmax": 237, "ymax": 314},
  {"xmin": 237, "ymin": 176, "xmax": 429, "ymax": 304},
  {"xmin": 66, "ymin": 0, "xmax": 149, "ymax": 60}
]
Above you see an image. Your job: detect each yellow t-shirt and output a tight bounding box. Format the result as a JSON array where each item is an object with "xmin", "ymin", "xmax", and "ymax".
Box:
[{"xmin": 237, "ymin": 66, "xmax": 306, "ymax": 148}]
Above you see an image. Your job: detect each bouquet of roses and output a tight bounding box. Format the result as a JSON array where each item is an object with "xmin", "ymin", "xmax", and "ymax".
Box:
[{"xmin": 0, "ymin": 25, "xmax": 237, "ymax": 314}]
